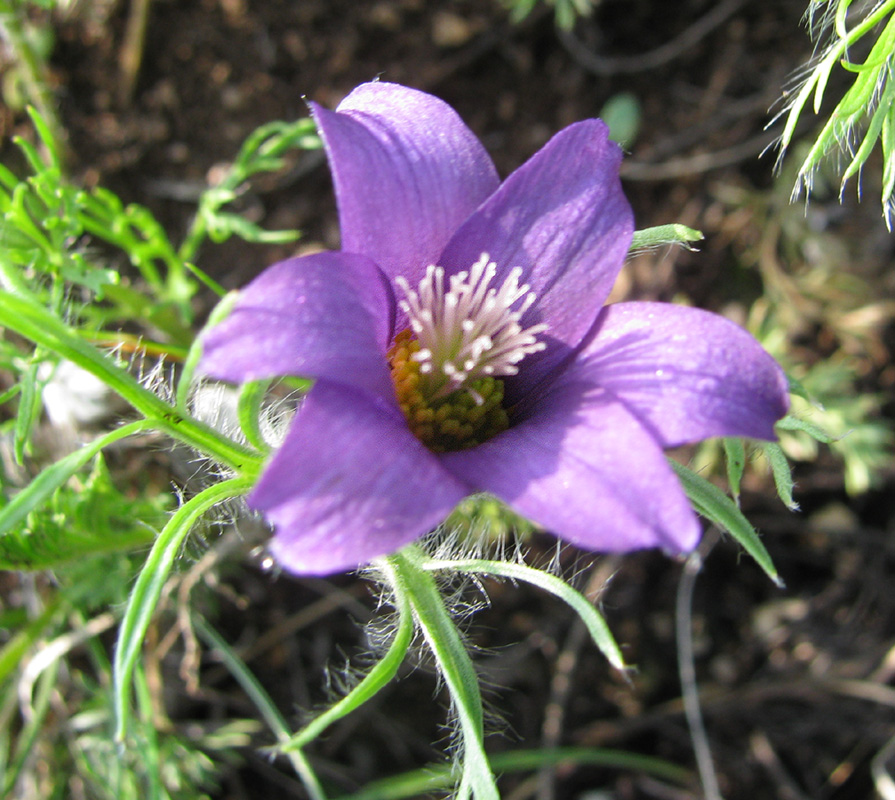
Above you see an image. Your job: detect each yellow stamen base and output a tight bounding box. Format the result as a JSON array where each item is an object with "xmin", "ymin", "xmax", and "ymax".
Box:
[{"xmin": 388, "ymin": 329, "xmax": 510, "ymax": 452}]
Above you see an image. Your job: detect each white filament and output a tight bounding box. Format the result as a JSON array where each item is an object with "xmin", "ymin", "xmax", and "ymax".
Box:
[{"xmin": 395, "ymin": 253, "xmax": 547, "ymax": 397}]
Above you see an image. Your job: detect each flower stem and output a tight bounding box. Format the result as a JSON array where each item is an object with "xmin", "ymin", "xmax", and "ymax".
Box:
[{"xmin": 385, "ymin": 546, "xmax": 499, "ymax": 800}]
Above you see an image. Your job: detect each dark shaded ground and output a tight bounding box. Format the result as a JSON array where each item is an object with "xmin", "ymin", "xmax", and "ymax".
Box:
[{"xmin": 5, "ymin": 0, "xmax": 895, "ymax": 797}]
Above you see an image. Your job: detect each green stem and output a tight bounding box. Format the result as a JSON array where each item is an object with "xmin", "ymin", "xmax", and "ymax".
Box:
[
  {"xmin": 334, "ymin": 746, "xmax": 691, "ymax": 800},
  {"xmin": 386, "ymin": 546, "xmax": 499, "ymax": 800},
  {"xmin": 178, "ymin": 205, "xmax": 210, "ymax": 267},
  {"xmin": 0, "ymin": 288, "xmax": 260, "ymax": 477}
]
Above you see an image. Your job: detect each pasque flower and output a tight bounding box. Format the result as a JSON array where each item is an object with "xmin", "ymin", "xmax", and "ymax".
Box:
[{"xmin": 201, "ymin": 82, "xmax": 790, "ymax": 575}]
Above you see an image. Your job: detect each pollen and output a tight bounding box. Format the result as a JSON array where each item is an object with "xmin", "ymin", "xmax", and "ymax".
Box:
[
  {"xmin": 388, "ymin": 330, "xmax": 510, "ymax": 452},
  {"xmin": 387, "ymin": 253, "xmax": 547, "ymax": 452}
]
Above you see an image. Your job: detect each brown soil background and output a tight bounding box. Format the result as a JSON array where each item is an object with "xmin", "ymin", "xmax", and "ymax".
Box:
[{"xmin": 4, "ymin": 0, "xmax": 895, "ymax": 798}]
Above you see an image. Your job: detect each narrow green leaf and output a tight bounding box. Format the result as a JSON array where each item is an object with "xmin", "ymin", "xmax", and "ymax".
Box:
[
  {"xmin": 1, "ymin": 660, "xmax": 58, "ymax": 798},
  {"xmin": 207, "ymin": 211, "xmax": 300, "ymax": 245},
  {"xmin": 669, "ymin": 459, "xmax": 782, "ymax": 586},
  {"xmin": 387, "ymin": 547, "xmax": 499, "ymax": 800},
  {"xmin": 0, "ymin": 596, "xmax": 63, "ymax": 685},
  {"xmin": 835, "ymin": 0, "xmax": 852, "ymax": 39},
  {"xmin": 760, "ymin": 441, "xmax": 800, "ymax": 511},
  {"xmin": 629, "ymin": 224, "xmax": 703, "ymax": 252},
  {"xmin": 881, "ymin": 104, "xmax": 895, "ymax": 213},
  {"xmin": 0, "ymin": 163, "xmax": 19, "ymax": 191},
  {"xmin": 842, "ymin": 77, "xmax": 895, "ymax": 186},
  {"xmin": 0, "ymin": 419, "xmax": 154, "ymax": 537},
  {"xmin": 12, "ymin": 360, "xmax": 39, "ymax": 465},
  {"xmin": 812, "ymin": 45, "xmax": 844, "ymax": 114},
  {"xmin": 334, "ymin": 746, "xmax": 690, "ymax": 800},
  {"xmin": 278, "ymin": 587, "xmax": 414, "ymax": 752},
  {"xmin": 423, "ymin": 557, "xmax": 625, "ymax": 671},
  {"xmin": 11, "ymin": 134, "xmax": 46, "ymax": 177},
  {"xmin": 722, "ymin": 438, "xmax": 746, "ymax": 503},
  {"xmin": 776, "ymin": 413, "xmax": 837, "ymax": 443},
  {"xmin": 113, "ymin": 476, "xmax": 253, "ymax": 740},
  {"xmin": 0, "ymin": 384, "xmax": 21, "ymax": 406},
  {"xmin": 24, "ymin": 105, "xmax": 61, "ymax": 172}
]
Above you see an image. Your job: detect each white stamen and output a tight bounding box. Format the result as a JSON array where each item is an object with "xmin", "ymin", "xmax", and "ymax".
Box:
[{"xmin": 396, "ymin": 253, "xmax": 548, "ymax": 398}]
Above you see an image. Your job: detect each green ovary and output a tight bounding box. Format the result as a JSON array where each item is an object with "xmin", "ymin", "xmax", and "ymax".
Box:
[{"xmin": 388, "ymin": 330, "xmax": 510, "ymax": 452}]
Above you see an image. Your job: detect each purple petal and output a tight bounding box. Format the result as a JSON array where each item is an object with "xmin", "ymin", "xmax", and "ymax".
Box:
[
  {"xmin": 255, "ymin": 381, "xmax": 469, "ymax": 575},
  {"xmin": 200, "ymin": 252, "xmax": 395, "ymax": 401},
  {"xmin": 566, "ymin": 302, "xmax": 790, "ymax": 447},
  {"xmin": 439, "ymin": 381, "xmax": 700, "ymax": 554},
  {"xmin": 312, "ymin": 82, "xmax": 499, "ymax": 296},
  {"xmin": 438, "ymin": 120, "xmax": 634, "ymax": 394}
]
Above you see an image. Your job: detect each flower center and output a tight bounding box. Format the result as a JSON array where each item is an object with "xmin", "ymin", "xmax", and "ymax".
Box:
[{"xmin": 388, "ymin": 253, "xmax": 547, "ymax": 452}]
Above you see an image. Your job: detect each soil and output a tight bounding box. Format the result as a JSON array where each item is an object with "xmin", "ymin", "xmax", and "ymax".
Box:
[{"xmin": 4, "ymin": 0, "xmax": 895, "ymax": 798}]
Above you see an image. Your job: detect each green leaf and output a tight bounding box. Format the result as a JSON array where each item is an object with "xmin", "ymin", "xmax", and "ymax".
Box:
[
  {"xmin": 669, "ymin": 459, "xmax": 781, "ymax": 586},
  {"xmin": 278, "ymin": 584, "xmax": 414, "ymax": 753},
  {"xmin": 722, "ymin": 438, "xmax": 746, "ymax": 503},
  {"xmin": 0, "ymin": 419, "xmax": 155, "ymax": 540},
  {"xmin": 114, "ymin": 476, "xmax": 253, "ymax": 740},
  {"xmin": 760, "ymin": 441, "xmax": 800, "ymax": 511},
  {"xmin": 423, "ymin": 557, "xmax": 625, "ymax": 671},
  {"xmin": 0, "ymin": 449, "xmax": 165, "ymax": 570},
  {"xmin": 629, "ymin": 224, "xmax": 704, "ymax": 252},
  {"xmin": 387, "ymin": 547, "xmax": 500, "ymax": 800}
]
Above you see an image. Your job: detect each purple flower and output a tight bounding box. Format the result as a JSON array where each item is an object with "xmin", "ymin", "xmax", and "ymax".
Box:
[{"xmin": 201, "ymin": 82, "xmax": 790, "ymax": 575}]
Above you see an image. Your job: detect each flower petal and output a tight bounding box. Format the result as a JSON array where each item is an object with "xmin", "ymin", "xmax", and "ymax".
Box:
[
  {"xmin": 439, "ymin": 380, "xmax": 701, "ymax": 554},
  {"xmin": 312, "ymin": 82, "xmax": 500, "ymax": 293},
  {"xmin": 200, "ymin": 252, "xmax": 395, "ymax": 401},
  {"xmin": 255, "ymin": 381, "xmax": 469, "ymax": 575},
  {"xmin": 567, "ymin": 302, "xmax": 790, "ymax": 447},
  {"xmin": 438, "ymin": 120, "xmax": 634, "ymax": 394}
]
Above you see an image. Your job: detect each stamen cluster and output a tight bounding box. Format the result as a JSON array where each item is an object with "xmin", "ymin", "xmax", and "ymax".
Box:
[
  {"xmin": 395, "ymin": 253, "xmax": 547, "ymax": 402},
  {"xmin": 388, "ymin": 254, "xmax": 548, "ymax": 452}
]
